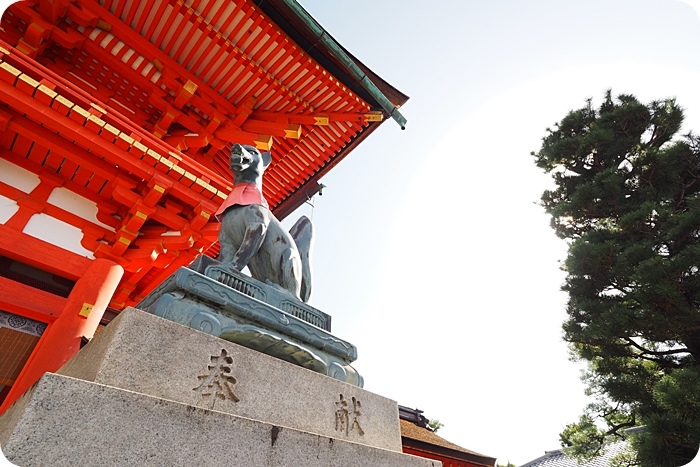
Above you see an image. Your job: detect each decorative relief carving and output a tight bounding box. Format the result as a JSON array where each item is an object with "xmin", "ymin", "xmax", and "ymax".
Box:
[
  {"xmin": 334, "ymin": 394, "xmax": 364, "ymax": 436},
  {"xmin": 193, "ymin": 348, "xmax": 240, "ymax": 409},
  {"xmin": 187, "ymin": 275, "xmax": 290, "ymax": 325},
  {"xmin": 0, "ymin": 310, "xmax": 46, "ymax": 336},
  {"xmin": 185, "ymin": 272, "xmax": 355, "ymax": 360},
  {"xmin": 138, "ymin": 265, "xmax": 363, "ymax": 386}
]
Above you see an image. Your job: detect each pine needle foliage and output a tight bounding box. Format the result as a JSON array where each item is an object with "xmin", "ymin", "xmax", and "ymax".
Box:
[{"xmin": 532, "ymin": 90, "xmax": 700, "ymax": 467}]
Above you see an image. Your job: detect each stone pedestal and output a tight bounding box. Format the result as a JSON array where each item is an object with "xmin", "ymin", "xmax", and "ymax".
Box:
[
  {"xmin": 0, "ymin": 308, "xmax": 439, "ymax": 467},
  {"xmin": 137, "ymin": 256, "xmax": 363, "ymax": 387}
]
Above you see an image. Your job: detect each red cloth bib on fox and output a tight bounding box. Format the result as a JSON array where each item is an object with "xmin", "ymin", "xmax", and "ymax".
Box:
[{"xmin": 215, "ymin": 182, "xmax": 269, "ymax": 221}]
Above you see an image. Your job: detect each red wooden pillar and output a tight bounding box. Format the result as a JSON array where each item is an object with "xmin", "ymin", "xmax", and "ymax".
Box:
[{"xmin": 0, "ymin": 258, "xmax": 124, "ymax": 414}]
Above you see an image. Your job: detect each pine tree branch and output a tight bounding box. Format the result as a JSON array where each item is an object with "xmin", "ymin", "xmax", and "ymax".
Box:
[
  {"xmin": 605, "ymin": 419, "xmax": 637, "ymax": 438},
  {"xmin": 633, "ymin": 353, "xmax": 682, "ymax": 369},
  {"xmin": 623, "ymin": 337, "xmax": 690, "ymax": 356}
]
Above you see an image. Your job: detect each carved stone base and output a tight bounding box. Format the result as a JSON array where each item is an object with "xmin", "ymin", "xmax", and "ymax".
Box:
[
  {"xmin": 0, "ymin": 308, "xmax": 434, "ymax": 467},
  {"xmin": 137, "ymin": 256, "xmax": 362, "ymax": 387}
]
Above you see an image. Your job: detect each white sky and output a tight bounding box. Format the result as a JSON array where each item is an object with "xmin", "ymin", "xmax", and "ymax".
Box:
[
  {"xmin": 0, "ymin": 1, "xmax": 698, "ymax": 466},
  {"xmin": 287, "ymin": 1, "xmax": 700, "ymax": 465}
]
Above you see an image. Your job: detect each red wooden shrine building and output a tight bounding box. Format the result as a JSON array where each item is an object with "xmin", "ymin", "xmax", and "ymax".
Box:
[
  {"xmin": 0, "ymin": 0, "xmax": 408, "ymax": 413},
  {"xmin": 399, "ymin": 406, "xmax": 498, "ymax": 467}
]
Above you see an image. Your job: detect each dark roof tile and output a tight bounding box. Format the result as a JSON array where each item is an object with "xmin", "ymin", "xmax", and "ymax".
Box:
[{"xmin": 518, "ymin": 441, "xmax": 633, "ymax": 467}]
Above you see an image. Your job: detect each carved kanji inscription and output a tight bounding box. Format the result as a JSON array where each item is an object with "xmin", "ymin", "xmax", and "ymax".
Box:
[
  {"xmin": 194, "ymin": 348, "xmax": 240, "ymax": 409},
  {"xmin": 334, "ymin": 393, "xmax": 364, "ymax": 436}
]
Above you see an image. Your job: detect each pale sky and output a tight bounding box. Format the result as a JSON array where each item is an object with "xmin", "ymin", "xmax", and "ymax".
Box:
[
  {"xmin": 288, "ymin": 1, "xmax": 700, "ymax": 465},
  {"xmin": 1, "ymin": 1, "xmax": 699, "ymax": 466}
]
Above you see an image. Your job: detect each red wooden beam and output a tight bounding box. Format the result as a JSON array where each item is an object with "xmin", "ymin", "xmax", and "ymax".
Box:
[
  {"xmin": 71, "ymin": 0, "xmax": 241, "ymax": 118},
  {"xmin": 0, "ymin": 276, "xmax": 65, "ymax": 322},
  {"xmin": 0, "ymin": 43, "xmax": 231, "ymax": 194},
  {"xmin": 0, "ymin": 79, "xmax": 220, "ymax": 214},
  {"xmin": 0, "ymin": 224, "xmax": 91, "ymax": 280}
]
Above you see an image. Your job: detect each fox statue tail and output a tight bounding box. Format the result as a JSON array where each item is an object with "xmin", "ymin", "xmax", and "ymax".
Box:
[{"xmin": 289, "ymin": 216, "xmax": 314, "ymax": 302}]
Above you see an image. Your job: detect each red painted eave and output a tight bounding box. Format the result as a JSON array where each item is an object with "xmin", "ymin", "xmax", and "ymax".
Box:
[
  {"xmin": 0, "ymin": 0, "xmax": 408, "ymax": 308},
  {"xmin": 400, "ymin": 419, "xmax": 498, "ymax": 467}
]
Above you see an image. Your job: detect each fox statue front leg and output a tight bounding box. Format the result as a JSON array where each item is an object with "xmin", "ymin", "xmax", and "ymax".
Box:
[{"xmin": 218, "ymin": 205, "xmax": 269, "ymax": 273}]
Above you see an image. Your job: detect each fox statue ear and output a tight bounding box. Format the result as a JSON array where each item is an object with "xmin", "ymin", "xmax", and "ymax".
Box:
[{"xmin": 262, "ymin": 151, "xmax": 272, "ymax": 168}]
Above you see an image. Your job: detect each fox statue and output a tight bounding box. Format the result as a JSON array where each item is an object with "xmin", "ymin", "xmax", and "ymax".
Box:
[{"xmin": 214, "ymin": 143, "xmax": 313, "ymax": 302}]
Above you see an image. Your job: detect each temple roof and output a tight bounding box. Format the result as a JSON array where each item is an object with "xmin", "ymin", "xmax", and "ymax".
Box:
[
  {"xmin": 519, "ymin": 442, "xmax": 633, "ymax": 467},
  {"xmin": 0, "ymin": 0, "xmax": 407, "ymax": 308},
  {"xmin": 399, "ymin": 406, "xmax": 497, "ymax": 467}
]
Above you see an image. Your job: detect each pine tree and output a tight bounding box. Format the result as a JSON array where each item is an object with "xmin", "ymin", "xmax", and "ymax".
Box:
[{"xmin": 532, "ymin": 90, "xmax": 700, "ymax": 467}]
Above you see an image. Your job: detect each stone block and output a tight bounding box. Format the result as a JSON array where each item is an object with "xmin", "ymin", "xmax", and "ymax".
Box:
[
  {"xmin": 57, "ymin": 307, "xmax": 400, "ymax": 452},
  {"xmin": 0, "ymin": 373, "xmax": 439, "ymax": 467}
]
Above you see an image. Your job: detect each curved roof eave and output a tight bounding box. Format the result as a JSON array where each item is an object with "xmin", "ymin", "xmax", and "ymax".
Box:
[
  {"xmin": 257, "ymin": 0, "xmax": 410, "ymax": 219},
  {"xmin": 257, "ymin": 0, "xmax": 409, "ymax": 122}
]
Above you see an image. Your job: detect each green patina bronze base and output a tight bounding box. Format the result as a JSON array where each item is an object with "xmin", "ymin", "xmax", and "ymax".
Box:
[{"xmin": 138, "ymin": 256, "xmax": 362, "ymax": 387}]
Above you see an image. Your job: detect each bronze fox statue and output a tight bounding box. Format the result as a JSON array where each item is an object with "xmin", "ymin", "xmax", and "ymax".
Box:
[{"xmin": 215, "ymin": 143, "xmax": 313, "ymax": 302}]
